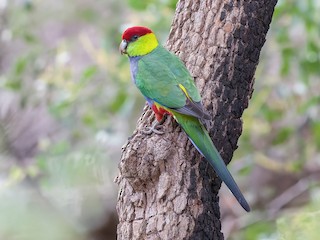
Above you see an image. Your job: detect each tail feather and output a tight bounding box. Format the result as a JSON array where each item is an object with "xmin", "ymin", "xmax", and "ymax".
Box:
[{"xmin": 173, "ymin": 112, "xmax": 250, "ymax": 212}]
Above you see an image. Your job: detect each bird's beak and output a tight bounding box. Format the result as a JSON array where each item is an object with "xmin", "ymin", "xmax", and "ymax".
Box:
[{"xmin": 119, "ymin": 40, "xmax": 128, "ymax": 55}]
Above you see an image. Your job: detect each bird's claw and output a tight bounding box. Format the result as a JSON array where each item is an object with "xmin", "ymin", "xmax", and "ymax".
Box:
[{"xmin": 141, "ymin": 121, "xmax": 164, "ymax": 135}]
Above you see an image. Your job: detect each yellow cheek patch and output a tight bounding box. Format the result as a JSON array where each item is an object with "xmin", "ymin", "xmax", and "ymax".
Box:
[{"xmin": 127, "ymin": 33, "xmax": 159, "ymax": 56}]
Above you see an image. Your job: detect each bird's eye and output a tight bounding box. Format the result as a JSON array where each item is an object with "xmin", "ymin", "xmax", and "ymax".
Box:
[{"xmin": 131, "ymin": 35, "xmax": 139, "ymax": 41}]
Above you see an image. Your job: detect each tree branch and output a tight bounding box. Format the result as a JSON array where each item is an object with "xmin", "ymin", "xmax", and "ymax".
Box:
[{"xmin": 116, "ymin": 0, "xmax": 278, "ymax": 239}]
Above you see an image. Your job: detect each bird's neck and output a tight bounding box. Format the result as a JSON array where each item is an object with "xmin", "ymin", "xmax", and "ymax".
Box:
[{"xmin": 127, "ymin": 33, "xmax": 159, "ymax": 57}]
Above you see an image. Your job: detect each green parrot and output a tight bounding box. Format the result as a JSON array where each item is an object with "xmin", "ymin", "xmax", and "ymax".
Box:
[{"xmin": 120, "ymin": 26, "xmax": 250, "ymax": 212}]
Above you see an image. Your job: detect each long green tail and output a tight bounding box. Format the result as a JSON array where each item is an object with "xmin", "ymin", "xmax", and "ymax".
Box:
[{"xmin": 173, "ymin": 112, "xmax": 250, "ymax": 212}]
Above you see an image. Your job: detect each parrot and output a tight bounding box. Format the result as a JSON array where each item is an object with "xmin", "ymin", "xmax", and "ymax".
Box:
[{"xmin": 119, "ymin": 26, "xmax": 250, "ymax": 212}]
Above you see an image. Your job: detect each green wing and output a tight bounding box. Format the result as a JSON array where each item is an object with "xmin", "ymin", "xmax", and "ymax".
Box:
[{"xmin": 135, "ymin": 45, "xmax": 210, "ymax": 119}]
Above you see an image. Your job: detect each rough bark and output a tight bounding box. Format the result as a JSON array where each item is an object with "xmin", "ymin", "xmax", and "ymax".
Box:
[{"xmin": 116, "ymin": 0, "xmax": 277, "ymax": 239}]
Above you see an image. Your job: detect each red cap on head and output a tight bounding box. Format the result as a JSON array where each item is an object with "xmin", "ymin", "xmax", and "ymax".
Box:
[{"xmin": 122, "ymin": 26, "xmax": 153, "ymax": 41}]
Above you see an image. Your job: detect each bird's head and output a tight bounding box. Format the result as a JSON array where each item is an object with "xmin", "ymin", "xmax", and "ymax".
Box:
[{"xmin": 119, "ymin": 26, "xmax": 159, "ymax": 57}]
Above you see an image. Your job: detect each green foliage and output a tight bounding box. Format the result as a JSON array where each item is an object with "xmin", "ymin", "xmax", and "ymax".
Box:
[
  {"xmin": 274, "ymin": 0, "xmax": 320, "ymax": 81},
  {"xmin": 0, "ymin": 188, "xmax": 84, "ymax": 240},
  {"xmin": 311, "ymin": 121, "xmax": 320, "ymax": 149},
  {"xmin": 239, "ymin": 0, "xmax": 320, "ymax": 168},
  {"xmin": 272, "ymin": 127, "xmax": 294, "ymax": 145},
  {"xmin": 234, "ymin": 0, "xmax": 320, "ymax": 239},
  {"xmin": 277, "ymin": 199, "xmax": 320, "ymax": 240},
  {"xmin": 244, "ymin": 222, "xmax": 276, "ymax": 240},
  {"xmin": 127, "ymin": 0, "xmax": 177, "ymax": 11}
]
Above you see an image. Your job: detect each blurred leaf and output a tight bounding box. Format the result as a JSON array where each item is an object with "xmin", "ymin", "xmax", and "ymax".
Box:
[
  {"xmin": 47, "ymin": 140, "xmax": 71, "ymax": 155},
  {"xmin": 242, "ymin": 221, "xmax": 275, "ymax": 240},
  {"xmin": 277, "ymin": 207, "xmax": 320, "ymax": 240},
  {"xmin": 272, "ymin": 127, "xmax": 294, "ymax": 145},
  {"xmin": 311, "ymin": 121, "xmax": 320, "ymax": 150},
  {"xmin": 78, "ymin": 8, "xmax": 97, "ymax": 22},
  {"xmin": 49, "ymin": 100, "xmax": 73, "ymax": 118},
  {"xmin": 14, "ymin": 57, "xmax": 28, "ymax": 76},
  {"xmin": 261, "ymin": 104, "xmax": 284, "ymax": 122},
  {"xmin": 127, "ymin": 0, "xmax": 178, "ymax": 11},
  {"xmin": 109, "ymin": 89, "xmax": 127, "ymax": 113},
  {"xmin": 167, "ymin": 0, "xmax": 178, "ymax": 9},
  {"xmin": 82, "ymin": 112, "xmax": 95, "ymax": 126},
  {"xmin": 127, "ymin": 0, "xmax": 152, "ymax": 10},
  {"xmin": 0, "ymin": 187, "xmax": 84, "ymax": 240},
  {"xmin": 298, "ymin": 96, "xmax": 320, "ymax": 114},
  {"xmin": 23, "ymin": 32, "xmax": 38, "ymax": 43},
  {"xmin": 280, "ymin": 47, "xmax": 294, "ymax": 76},
  {"xmin": 81, "ymin": 66, "xmax": 97, "ymax": 82},
  {"xmin": 9, "ymin": 167, "xmax": 26, "ymax": 182},
  {"xmin": 5, "ymin": 78, "xmax": 22, "ymax": 90}
]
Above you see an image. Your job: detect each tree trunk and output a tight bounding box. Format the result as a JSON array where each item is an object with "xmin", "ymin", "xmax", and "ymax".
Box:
[{"xmin": 116, "ymin": 0, "xmax": 277, "ymax": 239}]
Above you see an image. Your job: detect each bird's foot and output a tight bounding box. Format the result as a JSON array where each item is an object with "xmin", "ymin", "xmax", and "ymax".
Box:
[{"xmin": 141, "ymin": 118, "xmax": 165, "ymax": 135}]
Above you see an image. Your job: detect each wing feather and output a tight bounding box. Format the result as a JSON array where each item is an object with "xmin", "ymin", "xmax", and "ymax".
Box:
[{"xmin": 135, "ymin": 45, "xmax": 211, "ymax": 120}]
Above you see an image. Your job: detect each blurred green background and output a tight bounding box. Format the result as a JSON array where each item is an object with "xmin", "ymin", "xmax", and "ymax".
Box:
[{"xmin": 0, "ymin": 0, "xmax": 319, "ymax": 239}]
